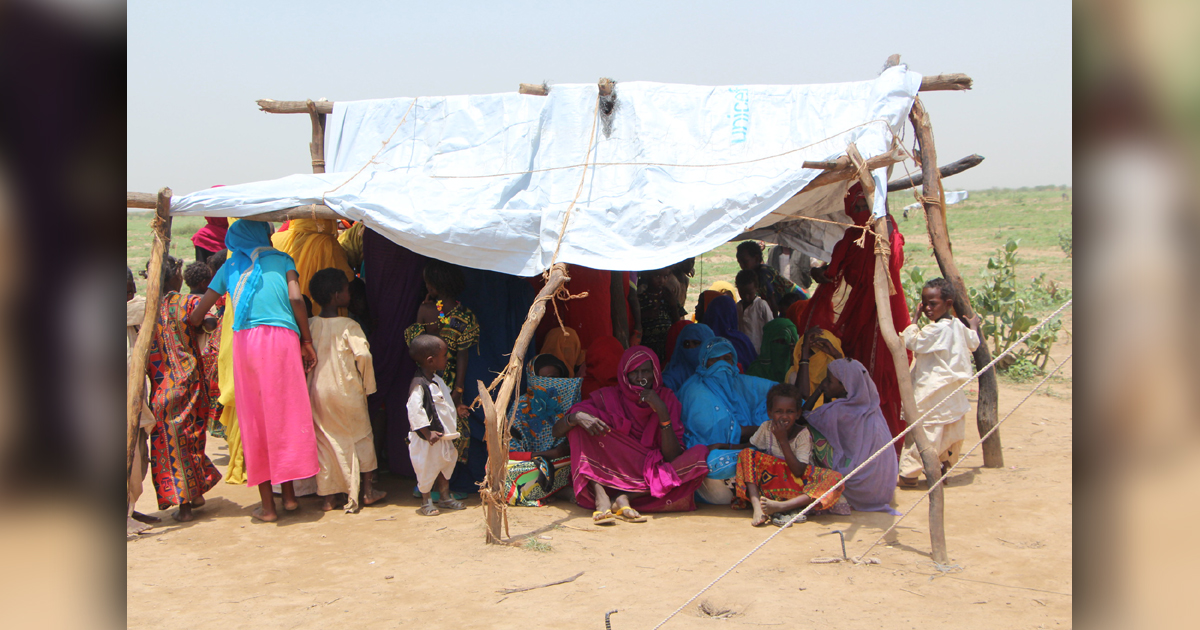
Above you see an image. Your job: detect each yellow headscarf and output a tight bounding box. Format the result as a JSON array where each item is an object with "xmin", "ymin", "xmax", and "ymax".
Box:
[
  {"xmin": 271, "ymin": 218, "xmax": 354, "ymax": 308},
  {"xmin": 786, "ymin": 329, "xmax": 843, "ymax": 408},
  {"xmin": 539, "ymin": 327, "xmax": 585, "ymax": 377}
]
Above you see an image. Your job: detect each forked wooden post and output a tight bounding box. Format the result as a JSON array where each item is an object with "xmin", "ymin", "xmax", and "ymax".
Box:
[
  {"xmin": 847, "ymin": 145, "xmax": 948, "ymax": 564},
  {"xmin": 481, "ymin": 264, "xmax": 571, "ymax": 543},
  {"xmin": 127, "ymin": 188, "xmax": 173, "ymax": 502},
  {"xmin": 909, "ymin": 97, "xmax": 1002, "ymax": 468}
]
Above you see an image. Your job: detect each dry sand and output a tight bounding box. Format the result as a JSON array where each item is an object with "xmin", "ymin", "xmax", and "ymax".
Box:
[{"xmin": 128, "ymin": 344, "xmax": 1072, "ymax": 630}]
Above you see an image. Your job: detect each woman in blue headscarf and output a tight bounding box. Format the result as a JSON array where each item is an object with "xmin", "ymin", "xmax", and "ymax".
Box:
[
  {"xmin": 701, "ymin": 294, "xmax": 757, "ymax": 369},
  {"xmin": 661, "ymin": 324, "xmax": 714, "ymax": 392},
  {"xmin": 189, "ymin": 220, "xmax": 319, "ymax": 523},
  {"xmin": 677, "ymin": 337, "xmax": 774, "ymax": 504}
]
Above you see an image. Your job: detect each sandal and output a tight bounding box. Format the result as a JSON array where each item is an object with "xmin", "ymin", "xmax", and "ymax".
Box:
[
  {"xmin": 897, "ymin": 476, "xmax": 920, "ymax": 488},
  {"xmin": 770, "ymin": 510, "xmax": 806, "ymax": 528},
  {"xmin": 613, "ymin": 506, "xmax": 647, "ymax": 523},
  {"xmin": 418, "ymin": 502, "xmax": 440, "ymax": 516},
  {"xmin": 437, "ymin": 498, "xmax": 466, "ymax": 511},
  {"xmin": 591, "ymin": 510, "xmax": 617, "ymax": 525}
]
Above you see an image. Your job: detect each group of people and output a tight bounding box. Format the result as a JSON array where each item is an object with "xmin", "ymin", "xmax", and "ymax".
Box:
[{"xmin": 127, "ymin": 183, "xmax": 981, "ymax": 531}]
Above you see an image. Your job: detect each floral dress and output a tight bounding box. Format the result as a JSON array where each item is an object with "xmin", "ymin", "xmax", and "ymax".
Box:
[{"xmin": 502, "ymin": 366, "xmax": 581, "ymax": 507}]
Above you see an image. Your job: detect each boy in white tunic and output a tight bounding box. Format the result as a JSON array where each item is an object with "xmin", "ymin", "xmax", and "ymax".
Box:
[
  {"xmin": 407, "ymin": 334, "xmax": 468, "ymax": 515},
  {"xmin": 899, "ymin": 278, "xmax": 982, "ymax": 485},
  {"xmin": 735, "ymin": 270, "xmax": 773, "ymax": 352}
]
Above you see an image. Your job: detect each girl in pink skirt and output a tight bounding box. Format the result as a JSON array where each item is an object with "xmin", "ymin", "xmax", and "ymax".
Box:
[{"xmin": 190, "ymin": 220, "xmax": 319, "ymax": 522}]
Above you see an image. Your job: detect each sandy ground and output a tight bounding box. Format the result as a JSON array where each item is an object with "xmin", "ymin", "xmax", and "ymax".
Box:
[{"xmin": 128, "ymin": 342, "xmax": 1072, "ymax": 629}]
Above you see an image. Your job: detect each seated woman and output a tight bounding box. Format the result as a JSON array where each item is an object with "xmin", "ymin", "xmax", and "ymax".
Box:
[
  {"xmin": 661, "ymin": 323, "xmax": 714, "ymax": 391},
  {"xmin": 787, "ymin": 327, "xmax": 844, "ymax": 408},
  {"xmin": 746, "ymin": 318, "xmax": 800, "ymax": 383},
  {"xmin": 802, "ymin": 358, "xmax": 899, "ymax": 514},
  {"xmin": 502, "ymin": 355, "xmax": 581, "ymax": 507},
  {"xmin": 556, "ymin": 346, "xmax": 709, "ymax": 524},
  {"xmin": 677, "ymin": 338, "xmax": 774, "ymax": 505},
  {"xmin": 733, "ymin": 383, "xmax": 846, "ymax": 527},
  {"xmin": 701, "ymin": 295, "xmax": 757, "ymax": 369}
]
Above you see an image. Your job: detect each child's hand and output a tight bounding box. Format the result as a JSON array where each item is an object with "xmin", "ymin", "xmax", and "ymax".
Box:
[
  {"xmin": 456, "ymin": 404, "xmax": 470, "ymax": 418},
  {"xmin": 427, "ymin": 431, "xmax": 443, "ymax": 444},
  {"xmin": 770, "ymin": 417, "xmax": 794, "ymax": 442},
  {"xmin": 301, "ymin": 343, "xmax": 318, "ymax": 373}
]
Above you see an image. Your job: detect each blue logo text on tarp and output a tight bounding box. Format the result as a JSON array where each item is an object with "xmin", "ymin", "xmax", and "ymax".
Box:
[{"xmin": 730, "ymin": 88, "xmax": 750, "ymax": 143}]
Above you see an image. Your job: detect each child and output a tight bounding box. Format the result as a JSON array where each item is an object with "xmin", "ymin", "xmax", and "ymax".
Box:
[
  {"xmin": 404, "ymin": 260, "xmax": 479, "ymax": 461},
  {"xmin": 146, "ymin": 255, "xmax": 223, "ymax": 522},
  {"xmin": 407, "ymin": 334, "xmax": 468, "ymax": 516},
  {"xmin": 184, "ymin": 261, "xmax": 212, "ymax": 295},
  {"xmin": 732, "ymin": 383, "xmax": 845, "ymax": 527},
  {"xmin": 637, "ymin": 268, "xmax": 681, "ymax": 363},
  {"xmin": 189, "ymin": 220, "xmax": 320, "ymax": 523},
  {"xmin": 898, "ymin": 278, "xmax": 982, "ymax": 485},
  {"xmin": 735, "ymin": 241, "xmax": 803, "ymax": 317},
  {"xmin": 306, "ymin": 268, "xmax": 386, "ymax": 512},
  {"xmin": 347, "ymin": 277, "xmax": 371, "ymax": 337},
  {"xmin": 735, "ymin": 269, "xmax": 773, "ymax": 353}
]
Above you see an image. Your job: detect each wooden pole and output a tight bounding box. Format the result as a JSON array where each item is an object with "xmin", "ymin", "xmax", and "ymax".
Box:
[
  {"xmin": 847, "ymin": 144, "xmax": 949, "ymax": 564},
  {"xmin": 909, "ymin": 97, "xmax": 1002, "ymax": 467},
  {"xmin": 481, "ymin": 263, "xmax": 571, "ymax": 543},
  {"xmin": 127, "ymin": 191, "xmax": 156, "ymax": 209},
  {"xmin": 918, "ymin": 73, "xmax": 973, "ymax": 92},
  {"xmin": 127, "ymin": 187, "xmax": 172, "ymax": 502},
  {"xmin": 797, "ymin": 148, "xmax": 902, "ymax": 194},
  {"xmin": 886, "ymin": 154, "xmax": 985, "ymax": 192},
  {"xmin": 257, "ymin": 98, "xmax": 334, "ymax": 114},
  {"xmin": 519, "ymin": 83, "xmax": 548, "ymax": 96},
  {"xmin": 306, "ymin": 99, "xmax": 327, "ymax": 174}
]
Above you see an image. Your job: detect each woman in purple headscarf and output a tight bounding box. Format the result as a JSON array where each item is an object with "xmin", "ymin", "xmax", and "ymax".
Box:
[
  {"xmin": 803, "ymin": 358, "xmax": 899, "ymax": 514},
  {"xmin": 701, "ymin": 294, "xmax": 757, "ymax": 369},
  {"xmin": 556, "ymin": 346, "xmax": 709, "ymax": 524}
]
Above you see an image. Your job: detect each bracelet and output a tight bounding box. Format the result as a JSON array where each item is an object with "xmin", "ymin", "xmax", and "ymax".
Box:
[
  {"xmin": 797, "ymin": 360, "xmax": 809, "ymax": 365},
  {"xmin": 453, "ymin": 386, "xmax": 464, "ymax": 393},
  {"xmin": 659, "ymin": 420, "xmax": 672, "ymax": 428},
  {"xmin": 301, "ymin": 339, "xmax": 313, "ymax": 345}
]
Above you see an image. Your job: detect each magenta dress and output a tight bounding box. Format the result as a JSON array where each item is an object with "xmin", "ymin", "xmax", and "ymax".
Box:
[{"xmin": 567, "ymin": 346, "xmax": 709, "ymax": 513}]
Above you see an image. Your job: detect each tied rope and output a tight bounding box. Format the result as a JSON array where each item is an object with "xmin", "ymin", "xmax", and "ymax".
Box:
[
  {"xmin": 855, "ymin": 351, "xmax": 1074, "ymax": 563},
  {"xmin": 649, "ymin": 299, "xmax": 1072, "ymax": 630}
]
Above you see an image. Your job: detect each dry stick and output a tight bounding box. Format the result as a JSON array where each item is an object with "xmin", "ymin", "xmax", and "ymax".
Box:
[
  {"xmin": 909, "ymin": 97, "xmax": 1002, "ymax": 467},
  {"xmin": 257, "ymin": 98, "xmax": 334, "ymax": 114},
  {"xmin": 885, "ymin": 154, "xmax": 985, "ymax": 192},
  {"xmin": 647, "ymin": 301, "xmax": 1074, "ymax": 630},
  {"xmin": 478, "ymin": 265, "xmax": 571, "ymax": 543},
  {"xmin": 127, "ymin": 188, "xmax": 172, "ymax": 503},
  {"xmin": 496, "ymin": 571, "xmax": 584, "ymax": 595},
  {"xmin": 518, "ymin": 83, "xmax": 548, "ymax": 96},
  {"xmin": 847, "ymin": 143, "xmax": 948, "ymax": 564},
  {"xmin": 127, "ymin": 191, "xmax": 156, "ymax": 209},
  {"xmin": 857, "ymin": 351, "xmax": 1073, "ymax": 563}
]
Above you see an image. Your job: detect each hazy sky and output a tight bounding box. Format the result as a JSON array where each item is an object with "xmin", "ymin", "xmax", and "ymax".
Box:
[{"xmin": 128, "ymin": 1, "xmax": 1071, "ymax": 196}]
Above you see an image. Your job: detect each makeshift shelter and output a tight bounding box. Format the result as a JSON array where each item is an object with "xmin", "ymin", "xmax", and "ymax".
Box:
[{"xmin": 127, "ymin": 57, "xmax": 994, "ymax": 560}]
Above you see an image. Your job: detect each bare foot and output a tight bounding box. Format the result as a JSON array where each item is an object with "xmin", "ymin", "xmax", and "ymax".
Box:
[
  {"xmin": 127, "ymin": 517, "xmax": 152, "ymax": 535},
  {"xmin": 172, "ymin": 504, "xmax": 194, "ymax": 522},
  {"xmin": 761, "ymin": 499, "xmax": 786, "ymax": 516},
  {"xmin": 251, "ymin": 507, "xmax": 278, "ymax": 522},
  {"xmin": 191, "ymin": 496, "xmax": 206, "ymax": 508},
  {"xmin": 750, "ymin": 507, "xmax": 769, "ymax": 527},
  {"xmin": 321, "ymin": 495, "xmax": 338, "ymax": 512},
  {"xmin": 283, "ymin": 498, "xmax": 300, "ymax": 511},
  {"xmin": 131, "ymin": 511, "xmax": 161, "ymax": 524},
  {"xmin": 363, "ymin": 489, "xmax": 387, "ymax": 506}
]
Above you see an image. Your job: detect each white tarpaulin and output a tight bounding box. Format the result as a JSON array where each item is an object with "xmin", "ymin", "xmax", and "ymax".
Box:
[{"xmin": 171, "ymin": 66, "xmax": 922, "ymax": 276}]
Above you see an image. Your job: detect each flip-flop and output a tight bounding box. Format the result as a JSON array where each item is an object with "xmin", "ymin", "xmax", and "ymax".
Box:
[
  {"xmin": 613, "ymin": 506, "xmax": 647, "ymax": 523},
  {"xmin": 591, "ymin": 510, "xmax": 617, "ymax": 525},
  {"xmin": 770, "ymin": 511, "xmax": 805, "ymax": 528},
  {"xmin": 437, "ymin": 498, "xmax": 466, "ymax": 511}
]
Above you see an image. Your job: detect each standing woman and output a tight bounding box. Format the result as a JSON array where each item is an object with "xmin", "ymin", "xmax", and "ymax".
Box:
[
  {"xmin": 189, "ymin": 220, "xmax": 319, "ymax": 522},
  {"xmin": 146, "ymin": 255, "xmax": 222, "ymax": 522}
]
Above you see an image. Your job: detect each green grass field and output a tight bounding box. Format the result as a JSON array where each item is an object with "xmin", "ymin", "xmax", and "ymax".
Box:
[{"xmin": 127, "ymin": 187, "xmax": 1073, "ymax": 314}]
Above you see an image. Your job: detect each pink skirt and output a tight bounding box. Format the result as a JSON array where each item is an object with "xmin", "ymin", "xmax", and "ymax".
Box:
[{"xmin": 232, "ymin": 325, "xmax": 319, "ymax": 487}]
